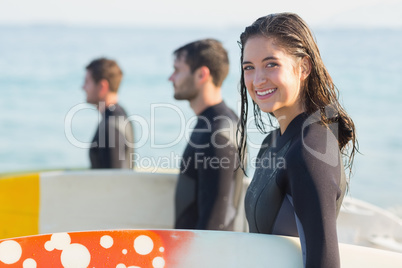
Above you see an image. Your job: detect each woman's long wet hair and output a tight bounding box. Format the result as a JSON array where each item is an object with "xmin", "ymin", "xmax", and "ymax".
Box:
[{"xmin": 237, "ymin": 12, "xmax": 358, "ymax": 176}]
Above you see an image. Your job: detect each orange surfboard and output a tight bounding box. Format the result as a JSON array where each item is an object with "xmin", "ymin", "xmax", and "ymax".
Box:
[
  {"xmin": 1, "ymin": 229, "xmax": 402, "ymax": 268},
  {"xmin": 0, "ymin": 229, "xmax": 303, "ymax": 268}
]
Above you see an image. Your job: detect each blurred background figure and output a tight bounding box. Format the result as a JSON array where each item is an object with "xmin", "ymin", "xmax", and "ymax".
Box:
[{"xmin": 83, "ymin": 58, "xmax": 134, "ymax": 169}]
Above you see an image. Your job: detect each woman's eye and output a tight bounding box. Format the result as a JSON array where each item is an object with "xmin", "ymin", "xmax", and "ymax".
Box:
[
  {"xmin": 266, "ymin": 62, "xmax": 277, "ymax": 68},
  {"xmin": 243, "ymin": 65, "xmax": 254, "ymax": 71}
]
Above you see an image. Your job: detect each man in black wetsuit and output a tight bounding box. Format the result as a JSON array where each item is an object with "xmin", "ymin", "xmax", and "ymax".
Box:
[
  {"xmin": 83, "ymin": 58, "xmax": 134, "ymax": 169},
  {"xmin": 169, "ymin": 39, "xmax": 243, "ymax": 230}
]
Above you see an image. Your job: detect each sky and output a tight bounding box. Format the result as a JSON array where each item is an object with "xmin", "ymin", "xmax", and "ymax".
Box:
[{"xmin": 1, "ymin": 0, "xmax": 401, "ymax": 29}]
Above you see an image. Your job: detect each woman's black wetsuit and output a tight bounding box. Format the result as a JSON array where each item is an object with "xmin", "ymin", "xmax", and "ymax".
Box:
[{"xmin": 245, "ymin": 112, "xmax": 346, "ymax": 268}]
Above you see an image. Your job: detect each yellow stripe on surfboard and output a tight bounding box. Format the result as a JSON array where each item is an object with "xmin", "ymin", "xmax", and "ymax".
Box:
[{"xmin": 0, "ymin": 173, "xmax": 40, "ymax": 239}]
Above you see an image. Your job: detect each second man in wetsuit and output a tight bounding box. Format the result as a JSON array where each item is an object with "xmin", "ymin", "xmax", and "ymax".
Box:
[{"xmin": 169, "ymin": 39, "xmax": 243, "ymax": 230}]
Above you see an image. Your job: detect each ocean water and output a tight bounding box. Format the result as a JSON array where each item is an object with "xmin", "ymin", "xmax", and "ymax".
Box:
[{"xmin": 0, "ymin": 25, "xmax": 401, "ymax": 214}]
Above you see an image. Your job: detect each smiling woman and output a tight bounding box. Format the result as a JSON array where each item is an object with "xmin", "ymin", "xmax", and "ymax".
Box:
[
  {"xmin": 242, "ymin": 36, "xmax": 309, "ymax": 132},
  {"xmin": 237, "ymin": 12, "xmax": 358, "ymax": 268}
]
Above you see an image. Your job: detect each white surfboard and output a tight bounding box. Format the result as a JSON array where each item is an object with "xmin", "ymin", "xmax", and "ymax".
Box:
[{"xmin": 0, "ymin": 169, "xmax": 249, "ymax": 239}]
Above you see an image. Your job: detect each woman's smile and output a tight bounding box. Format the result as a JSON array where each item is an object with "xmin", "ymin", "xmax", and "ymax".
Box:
[{"xmin": 255, "ymin": 88, "xmax": 277, "ymax": 99}]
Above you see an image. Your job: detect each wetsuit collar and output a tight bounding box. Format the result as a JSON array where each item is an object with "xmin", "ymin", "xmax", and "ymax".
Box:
[
  {"xmin": 102, "ymin": 103, "xmax": 120, "ymax": 117},
  {"xmin": 276, "ymin": 112, "xmax": 309, "ymax": 149},
  {"xmin": 198, "ymin": 101, "xmax": 226, "ymax": 119}
]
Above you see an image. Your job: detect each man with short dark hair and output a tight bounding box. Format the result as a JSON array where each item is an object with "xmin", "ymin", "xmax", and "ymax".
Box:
[
  {"xmin": 83, "ymin": 58, "xmax": 134, "ymax": 169},
  {"xmin": 169, "ymin": 39, "xmax": 243, "ymax": 230}
]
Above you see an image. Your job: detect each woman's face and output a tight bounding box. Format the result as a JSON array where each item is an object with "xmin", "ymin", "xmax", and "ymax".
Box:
[{"xmin": 242, "ymin": 36, "xmax": 308, "ymax": 123}]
